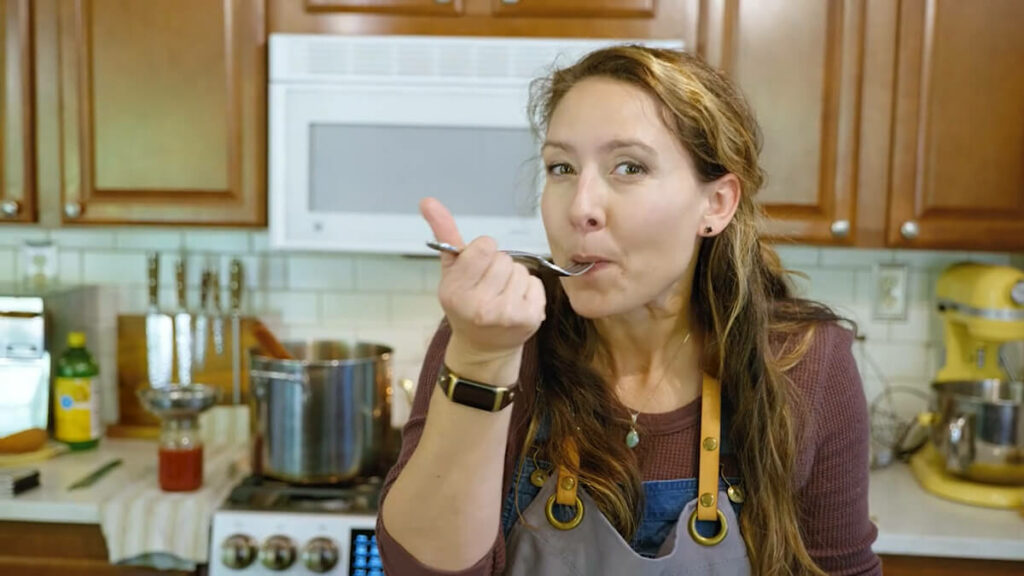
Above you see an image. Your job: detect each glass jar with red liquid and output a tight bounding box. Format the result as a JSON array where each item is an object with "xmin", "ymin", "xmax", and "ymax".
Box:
[
  {"xmin": 158, "ymin": 414, "xmax": 204, "ymax": 492},
  {"xmin": 138, "ymin": 384, "xmax": 218, "ymax": 493}
]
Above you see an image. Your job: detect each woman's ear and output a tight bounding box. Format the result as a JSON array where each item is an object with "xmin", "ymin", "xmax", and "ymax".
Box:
[{"xmin": 700, "ymin": 174, "xmax": 741, "ymax": 236}]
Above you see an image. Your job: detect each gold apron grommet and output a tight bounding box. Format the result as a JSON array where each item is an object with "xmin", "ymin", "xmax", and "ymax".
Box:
[
  {"xmin": 545, "ymin": 493, "xmax": 584, "ymax": 531},
  {"xmin": 688, "ymin": 508, "xmax": 728, "ymax": 546}
]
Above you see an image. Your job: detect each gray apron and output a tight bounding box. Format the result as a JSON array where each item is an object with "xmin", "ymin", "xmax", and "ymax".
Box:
[{"xmin": 502, "ymin": 375, "xmax": 751, "ymax": 576}]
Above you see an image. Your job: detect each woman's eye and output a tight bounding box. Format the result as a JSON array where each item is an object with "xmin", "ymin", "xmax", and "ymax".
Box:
[
  {"xmin": 546, "ymin": 163, "xmax": 575, "ymax": 176},
  {"xmin": 613, "ymin": 162, "xmax": 647, "ymax": 176}
]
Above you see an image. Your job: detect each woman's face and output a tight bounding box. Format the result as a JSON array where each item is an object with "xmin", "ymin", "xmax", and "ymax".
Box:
[{"xmin": 540, "ymin": 77, "xmax": 710, "ymax": 320}]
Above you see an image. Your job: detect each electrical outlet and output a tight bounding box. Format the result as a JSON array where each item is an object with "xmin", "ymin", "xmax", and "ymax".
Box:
[{"xmin": 873, "ymin": 263, "xmax": 909, "ymax": 320}]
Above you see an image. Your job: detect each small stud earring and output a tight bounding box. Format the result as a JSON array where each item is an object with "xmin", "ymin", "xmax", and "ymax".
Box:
[{"xmin": 703, "ymin": 226, "xmax": 713, "ymax": 235}]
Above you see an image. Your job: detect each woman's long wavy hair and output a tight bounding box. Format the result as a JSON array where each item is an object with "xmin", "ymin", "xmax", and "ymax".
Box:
[{"xmin": 523, "ymin": 46, "xmax": 841, "ymax": 575}]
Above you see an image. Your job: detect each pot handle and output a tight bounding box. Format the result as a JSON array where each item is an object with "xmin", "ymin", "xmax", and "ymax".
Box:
[
  {"xmin": 249, "ymin": 369, "xmax": 311, "ymax": 404},
  {"xmin": 945, "ymin": 414, "xmax": 973, "ymax": 473}
]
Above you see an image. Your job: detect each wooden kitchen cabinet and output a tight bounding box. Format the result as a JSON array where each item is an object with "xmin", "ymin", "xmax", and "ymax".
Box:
[
  {"xmin": 0, "ymin": 0, "xmax": 35, "ymax": 224},
  {"xmin": 699, "ymin": 0, "xmax": 869, "ymax": 245},
  {"xmin": 272, "ymin": 0, "xmax": 696, "ymax": 40},
  {"xmin": 31, "ymin": 0, "xmax": 267, "ymax": 227},
  {"xmin": 0, "ymin": 521, "xmax": 195, "ymax": 576},
  {"xmin": 880, "ymin": 554, "xmax": 1024, "ymax": 576},
  {"xmin": 886, "ymin": 0, "xmax": 1024, "ymax": 251}
]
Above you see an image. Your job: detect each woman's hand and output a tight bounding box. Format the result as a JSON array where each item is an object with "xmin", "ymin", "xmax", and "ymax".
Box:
[{"xmin": 420, "ymin": 197, "xmax": 546, "ymax": 368}]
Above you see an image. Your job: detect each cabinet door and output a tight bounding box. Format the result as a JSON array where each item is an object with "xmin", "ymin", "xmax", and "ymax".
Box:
[
  {"xmin": 701, "ymin": 0, "xmax": 866, "ymax": 245},
  {"xmin": 0, "ymin": 0, "xmax": 34, "ymax": 223},
  {"xmin": 888, "ymin": 0, "xmax": 1024, "ymax": 251},
  {"xmin": 305, "ymin": 0, "xmax": 462, "ymax": 17},
  {"xmin": 46, "ymin": 0, "xmax": 265, "ymax": 226},
  {"xmin": 490, "ymin": 0, "xmax": 655, "ymax": 19},
  {"xmin": 273, "ymin": 0, "xmax": 695, "ymax": 40}
]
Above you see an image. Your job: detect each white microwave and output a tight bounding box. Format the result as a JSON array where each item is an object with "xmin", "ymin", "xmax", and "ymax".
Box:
[{"xmin": 268, "ymin": 34, "xmax": 683, "ymax": 255}]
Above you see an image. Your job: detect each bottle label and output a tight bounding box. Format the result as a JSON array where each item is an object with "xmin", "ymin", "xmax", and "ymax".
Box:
[{"xmin": 54, "ymin": 377, "xmax": 101, "ymax": 442}]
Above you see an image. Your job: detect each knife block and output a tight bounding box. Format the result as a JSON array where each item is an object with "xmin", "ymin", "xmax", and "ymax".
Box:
[{"xmin": 110, "ymin": 314, "xmax": 263, "ymax": 438}]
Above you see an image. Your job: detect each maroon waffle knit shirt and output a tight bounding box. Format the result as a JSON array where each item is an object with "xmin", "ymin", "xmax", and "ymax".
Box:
[{"xmin": 377, "ymin": 320, "xmax": 882, "ymax": 575}]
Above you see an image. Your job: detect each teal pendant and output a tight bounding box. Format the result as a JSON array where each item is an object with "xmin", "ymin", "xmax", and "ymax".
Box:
[{"xmin": 625, "ymin": 427, "xmax": 640, "ymax": 449}]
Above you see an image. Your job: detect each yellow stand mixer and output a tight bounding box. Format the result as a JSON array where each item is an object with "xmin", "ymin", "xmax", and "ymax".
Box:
[{"xmin": 909, "ymin": 262, "xmax": 1024, "ymax": 508}]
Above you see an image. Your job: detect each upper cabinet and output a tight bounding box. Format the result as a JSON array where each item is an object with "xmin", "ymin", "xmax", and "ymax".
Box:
[
  {"xmin": 0, "ymin": 0, "xmax": 35, "ymax": 224},
  {"xmin": 699, "ymin": 0, "xmax": 865, "ymax": 245},
  {"xmin": 31, "ymin": 0, "xmax": 266, "ymax": 226},
  {"xmin": 271, "ymin": 0, "xmax": 696, "ymax": 39},
  {"xmin": 887, "ymin": 0, "xmax": 1024, "ymax": 251}
]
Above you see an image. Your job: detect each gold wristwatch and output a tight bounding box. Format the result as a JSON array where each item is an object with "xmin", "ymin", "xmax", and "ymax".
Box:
[{"xmin": 436, "ymin": 364, "xmax": 516, "ymax": 412}]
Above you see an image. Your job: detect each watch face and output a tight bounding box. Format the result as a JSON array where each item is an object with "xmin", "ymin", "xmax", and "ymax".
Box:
[{"xmin": 451, "ymin": 379, "xmax": 505, "ymax": 411}]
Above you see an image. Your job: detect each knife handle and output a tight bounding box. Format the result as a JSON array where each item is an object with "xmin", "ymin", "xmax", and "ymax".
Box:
[
  {"xmin": 210, "ymin": 267, "xmax": 222, "ymax": 311},
  {"xmin": 200, "ymin": 269, "xmax": 211, "ymax": 309},
  {"xmin": 176, "ymin": 258, "xmax": 187, "ymax": 309},
  {"xmin": 229, "ymin": 259, "xmax": 243, "ymax": 313},
  {"xmin": 147, "ymin": 253, "xmax": 159, "ymax": 307}
]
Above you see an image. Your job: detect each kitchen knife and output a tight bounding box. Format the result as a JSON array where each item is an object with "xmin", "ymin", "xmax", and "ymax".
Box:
[
  {"xmin": 67, "ymin": 458, "xmax": 122, "ymax": 491},
  {"xmin": 145, "ymin": 253, "xmax": 173, "ymax": 388},
  {"xmin": 229, "ymin": 259, "xmax": 243, "ymax": 404},
  {"xmin": 211, "ymin": 267, "xmax": 224, "ymax": 356},
  {"xmin": 193, "ymin": 268, "xmax": 210, "ymax": 372},
  {"xmin": 174, "ymin": 258, "xmax": 192, "ymax": 386}
]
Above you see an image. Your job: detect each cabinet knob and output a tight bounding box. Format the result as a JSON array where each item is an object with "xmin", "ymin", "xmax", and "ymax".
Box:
[
  {"xmin": 1, "ymin": 200, "xmax": 20, "ymax": 217},
  {"xmin": 829, "ymin": 220, "xmax": 850, "ymax": 238},
  {"xmin": 64, "ymin": 202, "xmax": 84, "ymax": 219},
  {"xmin": 900, "ymin": 221, "xmax": 919, "ymax": 240}
]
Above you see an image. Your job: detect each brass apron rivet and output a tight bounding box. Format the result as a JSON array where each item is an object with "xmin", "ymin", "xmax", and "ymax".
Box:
[
  {"xmin": 530, "ymin": 469, "xmax": 548, "ymax": 488},
  {"xmin": 702, "ymin": 437, "xmax": 718, "ymax": 451},
  {"xmin": 559, "ymin": 476, "xmax": 576, "ymax": 491},
  {"xmin": 699, "ymin": 492, "xmax": 715, "ymax": 507},
  {"xmin": 727, "ymin": 485, "xmax": 745, "ymax": 504}
]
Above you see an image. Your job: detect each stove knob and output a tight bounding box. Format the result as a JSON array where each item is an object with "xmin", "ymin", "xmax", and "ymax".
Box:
[
  {"xmin": 260, "ymin": 535, "xmax": 297, "ymax": 571},
  {"xmin": 220, "ymin": 534, "xmax": 258, "ymax": 569},
  {"xmin": 302, "ymin": 537, "xmax": 340, "ymax": 573}
]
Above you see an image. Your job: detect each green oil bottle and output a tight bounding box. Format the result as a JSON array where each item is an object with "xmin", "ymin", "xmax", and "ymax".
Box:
[{"xmin": 54, "ymin": 332, "xmax": 102, "ymax": 450}]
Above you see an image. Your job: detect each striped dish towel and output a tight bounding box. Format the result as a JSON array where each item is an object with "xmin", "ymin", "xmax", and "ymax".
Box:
[{"xmin": 99, "ymin": 440, "xmax": 250, "ymax": 566}]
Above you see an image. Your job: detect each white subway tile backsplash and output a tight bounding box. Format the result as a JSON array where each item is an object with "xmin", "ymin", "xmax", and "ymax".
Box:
[
  {"xmin": 821, "ymin": 247, "xmax": 893, "ymax": 268},
  {"xmin": 894, "ymin": 250, "xmax": 972, "ymax": 271},
  {"xmin": 114, "ymin": 229, "xmax": 183, "ymax": 251},
  {"xmin": 288, "ymin": 255, "xmax": 355, "ymax": 290},
  {"xmin": 261, "ymin": 291, "xmax": 320, "ymax": 325},
  {"xmin": 0, "ymin": 248, "xmax": 15, "ymax": 278},
  {"xmin": 83, "ymin": 252, "xmax": 147, "ymax": 285},
  {"xmin": 355, "ymin": 256, "xmax": 428, "ymax": 293},
  {"xmin": 58, "ymin": 251, "xmax": 82, "ymax": 285},
  {"xmin": 50, "ymin": 229, "xmax": 116, "ymax": 249},
  {"xmin": 0, "ymin": 227, "xmax": 48, "ymax": 247},
  {"xmin": 861, "ymin": 341, "xmax": 929, "ymax": 381},
  {"xmin": 774, "ymin": 245, "xmax": 819, "ymax": 267},
  {"xmin": 0, "ymin": 220, "xmax": 1012, "ymax": 413},
  {"xmin": 184, "ymin": 229, "xmax": 249, "ymax": 253},
  {"xmin": 321, "ymin": 292, "xmax": 390, "ymax": 325},
  {"xmin": 391, "ymin": 294, "xmax": 443, "ymax": 325}
]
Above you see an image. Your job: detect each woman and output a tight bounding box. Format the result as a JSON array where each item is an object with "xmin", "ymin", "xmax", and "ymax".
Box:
[{"xmin": 378, "ymin": 45, "xmax": 881, "ymax": 576}]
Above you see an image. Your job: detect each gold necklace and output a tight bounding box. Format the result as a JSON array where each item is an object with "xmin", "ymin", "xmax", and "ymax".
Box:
[{"xmin": 623, "ymin": 331, "xmax": 691, "ymax": 449}]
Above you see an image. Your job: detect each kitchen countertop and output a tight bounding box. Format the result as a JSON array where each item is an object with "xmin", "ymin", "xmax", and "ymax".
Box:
[
  {"xmin": 869, "ymin": 462, "xmax": 1024, "ymax": 560},
  {"xmin": 3, "ymin": 440, "xmax": 1022, "ymax": 562}
]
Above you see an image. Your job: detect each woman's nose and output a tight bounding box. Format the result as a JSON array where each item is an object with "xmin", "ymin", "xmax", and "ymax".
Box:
[{"xmin": 568, "ymin": 174, "xmax": 606, "ymax": 232}]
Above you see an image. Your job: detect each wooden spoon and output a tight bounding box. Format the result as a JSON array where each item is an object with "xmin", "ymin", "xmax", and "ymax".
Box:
[{"xmin": 250, "ymin": 320, "xmax": 293, "ymax": 360}]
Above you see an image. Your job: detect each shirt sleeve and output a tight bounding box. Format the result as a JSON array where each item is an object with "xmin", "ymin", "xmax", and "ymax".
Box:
[
  {"xmin": 796, "ymin": 325, "xmax": 883, "ymax": 575},
  {"xmin": 376, "ymin": 321, "xmax": 505, "ymax": 576}
]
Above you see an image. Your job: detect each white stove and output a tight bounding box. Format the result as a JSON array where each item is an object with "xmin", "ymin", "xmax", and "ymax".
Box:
[{"xmin": 209, "ymin": 476, "xmax": 381, "ymax": 575}]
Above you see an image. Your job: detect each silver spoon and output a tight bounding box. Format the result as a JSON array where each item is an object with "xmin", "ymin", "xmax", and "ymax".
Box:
[{"xmin": 426, "ymin": 241, "xmax": 594, "ymax": 277}]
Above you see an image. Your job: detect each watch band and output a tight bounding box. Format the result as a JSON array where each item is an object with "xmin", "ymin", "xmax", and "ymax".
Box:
[{"xmin": 436, "ymin": 364, "xmax": 516, "ymax": 412}]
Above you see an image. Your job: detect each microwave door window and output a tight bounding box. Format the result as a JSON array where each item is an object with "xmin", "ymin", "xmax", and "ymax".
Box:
[{"xmin": 308, "ymin": 124, "xmax": 540, "ymax": 217}]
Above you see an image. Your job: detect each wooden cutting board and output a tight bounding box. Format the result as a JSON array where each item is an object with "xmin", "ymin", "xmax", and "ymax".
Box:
[{"xmin": 112, "ymin": 314, "xmax": 263, "ymax": 436}]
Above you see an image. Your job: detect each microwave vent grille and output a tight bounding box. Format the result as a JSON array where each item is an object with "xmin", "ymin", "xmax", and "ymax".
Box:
[{"xmin": 298, "ymin": 37, "xmax": 630, "ymax": 82}]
